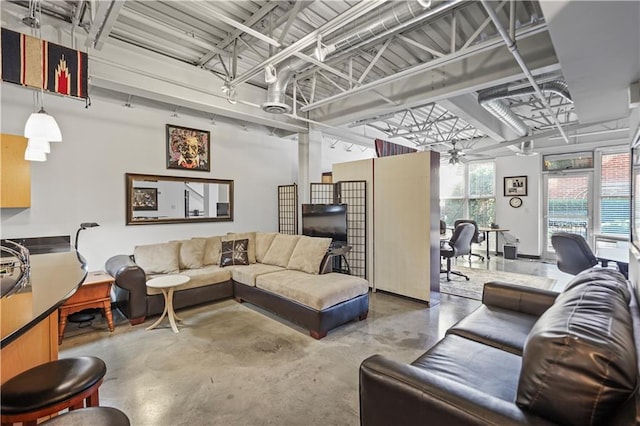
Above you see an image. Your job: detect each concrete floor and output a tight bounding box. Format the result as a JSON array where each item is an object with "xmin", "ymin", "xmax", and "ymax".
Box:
[{"xmin": 60, "ymin": 258, "xmax": 570, "ymax": 426}]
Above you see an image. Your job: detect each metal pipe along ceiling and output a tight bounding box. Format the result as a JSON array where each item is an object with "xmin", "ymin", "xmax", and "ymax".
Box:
[
  {"xmin": 261, "ymin": 0, "xmax": 441, "ymax": 114},
  {"xmin": 478, "ymin": 80, "xmax": 572, "ymax": 137}
]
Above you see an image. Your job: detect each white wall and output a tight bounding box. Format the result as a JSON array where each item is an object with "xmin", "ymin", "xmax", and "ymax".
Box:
[
  {"xmin": 321, "ymin": 142, "xmax": 375, "ymax": 174},
  {"xmin": 1, "ymin": 84, "xmax": 299, "ymax": 270},
  {"xmin": 495, "ymin": 155, "xmax": 543, "ymax": 257}
]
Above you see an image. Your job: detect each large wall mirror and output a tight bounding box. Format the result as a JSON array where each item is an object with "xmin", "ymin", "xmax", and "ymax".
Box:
[{"xmin": 126, "ymin": 173, "xmax": 234, "ymax": 225}]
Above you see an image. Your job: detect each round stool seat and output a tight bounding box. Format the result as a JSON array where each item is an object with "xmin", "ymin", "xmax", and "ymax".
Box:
[
  {"xmin": 40, "ymin": 407, "xmax": 130, "ymax": 426},
  {"xmin": 1, "ymin": 357, "xmax": 106, "ymax": 414}
]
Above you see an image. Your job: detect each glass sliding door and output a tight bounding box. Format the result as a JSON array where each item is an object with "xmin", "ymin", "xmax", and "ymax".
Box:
[{"xmin": 543, "ymin": 172, "xmax": 593, "ymax": 258}]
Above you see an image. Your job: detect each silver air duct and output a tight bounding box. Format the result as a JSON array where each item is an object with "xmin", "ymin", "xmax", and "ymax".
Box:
[
  {"xmin": 478, "ymin": 80, "xmax": 572, "ymax": 137},
  {"xmin": 262, "ymin": 0, "xmax": 451, "ymax": 114},
  {"xmin": 262, "ymin": 57, "xmax": 307, "ymax": 114}
]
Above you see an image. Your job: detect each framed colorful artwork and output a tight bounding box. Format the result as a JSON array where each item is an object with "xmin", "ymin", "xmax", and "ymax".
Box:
[{"xmin": 166, "ymin": 124, "xmax": 211, "ymax": 171}]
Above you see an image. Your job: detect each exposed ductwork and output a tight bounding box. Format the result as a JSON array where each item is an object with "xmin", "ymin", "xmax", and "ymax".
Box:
[
  {"xmin": 262, "ymin": 57, "xmax": 307, "ymax": 114},
  {"xmin": 261, "ymin": 0, "xmax": 463, "ymax": 114},
  {"xmin": 478, "ymin": 80, "xmax": 572, "ymax": 137}
]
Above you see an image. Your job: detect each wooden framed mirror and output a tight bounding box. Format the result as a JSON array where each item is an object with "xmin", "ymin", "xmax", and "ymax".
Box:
[{"xmin": 126, "ymin": 173, "xmax": 234, "ymax": 225}]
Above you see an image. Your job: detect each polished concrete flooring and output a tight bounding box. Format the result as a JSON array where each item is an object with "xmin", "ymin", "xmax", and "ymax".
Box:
[{"xmin": 60, "ymin": 257, "xmax": 569, "ymax": 426}]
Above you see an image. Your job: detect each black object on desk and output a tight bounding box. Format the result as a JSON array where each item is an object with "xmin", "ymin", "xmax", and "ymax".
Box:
[{"xmin": 328, "ymin": 242, "xmax": 352, "ymax": 275}]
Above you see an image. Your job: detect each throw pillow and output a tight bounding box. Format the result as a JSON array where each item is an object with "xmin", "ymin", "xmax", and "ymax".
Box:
[
  {"xmin": 287, "ymin": 236, "xmax": 332, "ymax": 274},
  {"xmin": 220, "ymin": 239, "xmax": 249, "ymax": 267},
  {"xmin": 262, "ymin": 234, "xmax": 300, "ymax": 267},
  {"xmin": 255, "ymin": 232, "xmax": 278, "ymax": 263},
  {"xmin": 133, "ymin": 241, "xmax": 180, "ymax": 274},
  {"xmin": 224, "ymin": 232, "xmax": 256, "ymax": 263},
  {"xmin": 193, "ymin": 236, "xmax": 223, "ymax": 266},
  {"xmin": 176, "ymin": 239, "xmax": 206, "ymax": 269}
]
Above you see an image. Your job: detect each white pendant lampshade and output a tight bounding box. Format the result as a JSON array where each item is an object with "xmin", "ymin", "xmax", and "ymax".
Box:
[
  {"xmin": 23, "ymin": 108, "xmax": 62, "ymax": 142},
  {"xmin": 27, "ymin": 138, "xmax": 51, "ymax": 154},
  {"xmin": 24, "ymin": 145, "xmax": 47, "ymax": 161}
]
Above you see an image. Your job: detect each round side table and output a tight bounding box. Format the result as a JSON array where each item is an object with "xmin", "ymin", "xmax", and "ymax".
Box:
[{"xmin": 145, "ymin": 274, "xmax": 190, "ymax": 333}]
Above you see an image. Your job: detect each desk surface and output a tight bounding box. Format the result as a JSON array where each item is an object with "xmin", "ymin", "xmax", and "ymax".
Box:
[
  {"xmin": 478, "ymin": 227, "xmax": 510, "ymax": 232},
  {"xmin": 1, "ymin": 251, "xmax": 87, "ymax": 348},
  {"xmin": 596, "ymin": 247, "xmax": 629, "ymax": 264}
]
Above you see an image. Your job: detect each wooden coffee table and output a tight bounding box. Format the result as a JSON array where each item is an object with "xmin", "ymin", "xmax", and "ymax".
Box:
[{"xmin": 58, "ymin": 271, "xmax": 115, "ymax": 344}]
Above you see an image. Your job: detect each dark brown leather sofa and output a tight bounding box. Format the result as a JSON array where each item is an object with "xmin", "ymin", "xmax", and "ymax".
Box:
[{"xmin": 360, "ymin": 268, "xmax": 640, "ymax": 425}]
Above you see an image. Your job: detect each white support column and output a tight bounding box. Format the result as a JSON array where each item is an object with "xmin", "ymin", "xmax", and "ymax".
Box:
[{"xmin": 297, "ymin": 128, "xmax": 323, "ymax": 206}]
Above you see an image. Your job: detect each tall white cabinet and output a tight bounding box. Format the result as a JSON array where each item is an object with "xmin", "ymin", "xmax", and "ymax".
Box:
[{"xmin": 333, "ymin": 151, "xmax": 440, "ymax": 303}]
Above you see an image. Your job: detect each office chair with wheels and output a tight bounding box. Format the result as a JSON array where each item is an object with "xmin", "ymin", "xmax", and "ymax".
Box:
[
  {"xmin": 454, "ymin": 219, "xmax": 485, "ymax": 262},
  {"xmin": 550, "ymin": 232, "xmax": 599, "ymax": 275},
  {"xmin": 440, "ymin": 223, "xmax": 475, "ymax": 281}
]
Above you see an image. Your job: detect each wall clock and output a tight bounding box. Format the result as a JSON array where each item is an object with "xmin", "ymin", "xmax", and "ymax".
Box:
[{"xmin": 509, "ymin": 197, "xmax": 523, "ymax": 208}]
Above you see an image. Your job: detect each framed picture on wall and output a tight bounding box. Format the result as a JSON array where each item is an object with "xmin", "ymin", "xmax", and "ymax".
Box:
[
  {"xmin": 132, "ymin": 187, "xmax": 158, "ymax": 211},
  {"xmin": 166, "ymin": 124, "xmax": 211, "ymax": 171},
  {"xmin": 504, "ymin": 176, "xmax": 528, "ymax": 196}
]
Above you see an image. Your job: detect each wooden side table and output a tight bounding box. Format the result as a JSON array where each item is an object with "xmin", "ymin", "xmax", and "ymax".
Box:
[{"xmin": 58, "ymin": 271, "xmax": 115, "ymax": 344}]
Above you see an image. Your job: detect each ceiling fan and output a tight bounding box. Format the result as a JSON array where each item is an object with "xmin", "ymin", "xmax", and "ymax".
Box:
[{"xmin": 441, "ymin": 141, "xmax": 490, "ymax": 165}]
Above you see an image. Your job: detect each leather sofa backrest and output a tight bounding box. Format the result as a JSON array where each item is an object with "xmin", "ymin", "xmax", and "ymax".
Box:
[{"xmin": 516, "ymin": 268, "xmax": 637, "ymax": 425}]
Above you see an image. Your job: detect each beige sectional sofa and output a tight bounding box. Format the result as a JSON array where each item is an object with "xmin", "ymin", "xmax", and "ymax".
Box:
[{"xmin": 105, "ymin": 232, "xmax": 370, "ymax": 339}]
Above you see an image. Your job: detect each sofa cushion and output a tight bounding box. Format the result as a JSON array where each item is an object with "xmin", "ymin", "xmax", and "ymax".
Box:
[
  {"xmin": 287, "ymin": 236, "xmax": 332, "ymax": 274},
  {"xmin": 262, "ymin": 234, "xmax": 300, "ymax": 267},
  {"xmin": 146, "ymin": 265, "xmax": 232, "ymax": 295},
  {"xmin": 412, "ymin": 334, "xmax": 522, "ymax": 402},
  {"xmin": 255, "ymin": 270, "xmax": 368, "ymax": 311},
  {"xmin": 176, "ymin": 239, "xmax": 206, "ymax": 269},
  {"xmin": 226, "ymin": 263, "xmax": 285, "ymax": 286},
  {"xmin": 516, "ymin": 268, "xmax": 636, "ymax": 425},
  {"xmin": 224, "ymin": 232, "xmax": 256, "ymax": 263},
  {"xmin": 446, "ymin": 305, "xmax": 538, "ymax": 355},
  {"xmin": 220, "ymin": 239, "xmax": 249, "ymax": 267},
  {"xmin": 134, "ymin": 242, "xmax": 180, "ymax": 274},
  {"xmin": 193, "ymin": 236, "xmax": 223, "ymax": 266},
  {"xmin": 256, "ymin": 232, "xmax": 278, "ymax": 263}
]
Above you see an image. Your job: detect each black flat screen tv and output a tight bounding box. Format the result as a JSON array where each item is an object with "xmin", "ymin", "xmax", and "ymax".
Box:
[{"xmin": 302, "ymin": 204, "xmax": 348, "ymax": 243}]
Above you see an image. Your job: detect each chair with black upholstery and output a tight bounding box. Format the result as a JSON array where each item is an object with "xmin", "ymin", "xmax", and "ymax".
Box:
[
  {"xmin": 440, "ymin": 222, "xmax": 475, "ymax": 281},
  {"xmin": 454, "ymin": 219, "xmax": 485, "ymax": 262},
  {"xmin": 550, "ymin": 232, "xmax": 599, "ymax": 275},
  {"xmin": 439, "ymin": 220, "xmax": 447, "ymax": 236}
]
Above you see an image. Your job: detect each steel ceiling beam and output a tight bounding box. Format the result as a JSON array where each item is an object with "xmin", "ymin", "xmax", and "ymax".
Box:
[
  {"xmin": 230, "ymin": 0, "xmax": 387, "ymax": 87},
  {"xmin": 300, "ymin": 23, "xmax": 548, "ymax": 113}
]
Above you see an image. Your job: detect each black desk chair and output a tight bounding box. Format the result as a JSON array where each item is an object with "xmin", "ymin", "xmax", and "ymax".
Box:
[
  {"xmin": 551, "ymin": 232, "xmax": 599, "ymax": 275},
  {"xmin": 440, "ymin": 223, "xmax": 475, "ymax": 281},
  {"xmin": 454, "ymin": 219, "xmax": 485, "ymax": 262},
  {"xmin": 440, "ymin": 220, "xmax": 447, "ymax": 236}
]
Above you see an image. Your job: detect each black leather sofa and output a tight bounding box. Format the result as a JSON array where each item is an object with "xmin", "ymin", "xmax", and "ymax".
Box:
[{"xmin": 360, "ymin": 268, "xmax": 639, "ymax": 425}]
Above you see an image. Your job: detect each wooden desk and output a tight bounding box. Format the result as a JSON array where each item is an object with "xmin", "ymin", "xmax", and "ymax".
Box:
[
  {"xmin": 478, "ymin": 227, "xmax": 510, "ymax": 260},
  {"xmin": 58, "ymin": 271, "xmax": 114, "ymax": 344}
]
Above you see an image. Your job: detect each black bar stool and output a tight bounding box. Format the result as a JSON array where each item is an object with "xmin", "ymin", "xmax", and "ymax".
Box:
[
  {"xmin": 1, "ymin": 357, "xmax": 106, "ymax": 426},
  {"xmin": 40, "ymin": 407, "xmax": 130, "ymax": 426}
]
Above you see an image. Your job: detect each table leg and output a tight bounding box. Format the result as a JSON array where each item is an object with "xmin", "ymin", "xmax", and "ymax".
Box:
[
  {"xmin": 485, "ymin": 231, "xmax": 491, "ymax": 260},
  {"xmin": 146, "ymin": 289, "xmax": 170, "ymax": 331},
  {"xmin": 58, "ymin": 310, "xmax": 68, "ymax": 345},
  {"xmin": 166, "ymin": 288, "xmax": 179, "ymax": 333},
  {"xmin": 103, "ymin": 301, "xmax": 115, "ymax": 332},
  {"xmin": 495, "ymin": 232, "xmax": 500, "ymax": 256}
]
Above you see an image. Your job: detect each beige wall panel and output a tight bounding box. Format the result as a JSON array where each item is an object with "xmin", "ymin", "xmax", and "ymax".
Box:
[
  {"xmin": 333, "ymin": 159, "xmax": 374, "ymax": 285},
  {"xmin": 374, "ymin": 152, "xmax": 432, "ymax": 301}
]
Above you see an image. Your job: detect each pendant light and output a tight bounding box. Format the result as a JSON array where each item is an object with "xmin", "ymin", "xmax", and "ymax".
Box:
[{"xmin": 22, "ymin": 0, "xmax": 62, "ymax": 162}]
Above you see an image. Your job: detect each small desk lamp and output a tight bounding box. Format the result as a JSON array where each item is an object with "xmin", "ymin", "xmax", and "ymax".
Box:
[{"xmin": 74, "ymin": 222, "xmax": 100, "ymax": 250}]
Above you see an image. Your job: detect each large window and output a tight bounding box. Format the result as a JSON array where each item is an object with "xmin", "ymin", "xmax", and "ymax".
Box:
[
  {"xmin": 440, "ymin": 161, "xmax": 495, "ymax": 227},
  {"xmin": 599, "ymin": 151, "xmax": 630, "ymax": 236}
]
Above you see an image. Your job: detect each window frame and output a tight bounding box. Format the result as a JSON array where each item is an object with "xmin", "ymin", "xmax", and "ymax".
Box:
[
  {"xmin": 440, "ymin": 160, "xmax": 496, "ymax": 227},
  {"xmin": 594, "ymin": 145, "xmax": 631, "ymax": 238}
]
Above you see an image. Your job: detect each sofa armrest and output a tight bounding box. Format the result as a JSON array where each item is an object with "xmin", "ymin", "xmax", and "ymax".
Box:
[
  {"xmin": 482, "ymin": 281, "xmax": 559, "ymax": 317},
  {"xmin": 360, "ymin": 355, "xmax": 554, "ymax": 426},
  {"xmin": 105, "ymin": 254, "xmax": 148, "ymax": 323}
]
